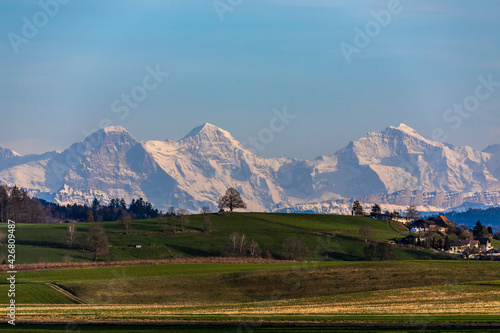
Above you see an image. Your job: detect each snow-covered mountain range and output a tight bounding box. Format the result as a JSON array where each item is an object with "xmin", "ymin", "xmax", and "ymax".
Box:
[{"xmin": 1, "ymin": 123, "xmax": 499, "ymax": 214}]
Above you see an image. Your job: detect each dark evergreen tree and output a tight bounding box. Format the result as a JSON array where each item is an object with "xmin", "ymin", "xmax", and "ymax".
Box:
[
  {"xmin": 444, "ymin": 235, "xmax": 451, "ymax": 251},
  {"xmin": 352, "ymin": 200, "xmax": 364, "ymax": 216},
  {"xmin": 371, "ymin": 204, "xmax": 381, "ymax": 214},
  {"xmin": 472, "ymin": 221, "xmax": 489, "ymax": 239}
]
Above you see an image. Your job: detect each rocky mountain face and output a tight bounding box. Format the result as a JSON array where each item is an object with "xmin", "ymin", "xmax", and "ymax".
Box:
[{"xmin": 0, "ymin": 123, "xmax": 499, "ymax": 214}]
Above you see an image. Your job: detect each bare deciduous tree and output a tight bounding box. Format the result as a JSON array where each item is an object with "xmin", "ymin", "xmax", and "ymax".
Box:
[
  {"xmin": 85, "ymin": 223, "xmax": 110, "ymax": 261},
  {"xmin": 248, "ymin": 239, "xmax": 261, "ymax": 258},
  {"xmin": 62, "ymin": 255, "xmax": 73, "ymax": 264},
  {"xmin": 177, "ymin": 208, "xmax": 189, "ymax": 232},
  {"xmin": 281, "ymin": 237, "xmax": 311, "ymax": 260},
  {"xmin": 218, "ymin": 188, "xmax": 247, "ymax": 212},
  {"xmin": 405, "ymin": 206, "xmax": 421, "ymax": 220},
  {"xmin": 225, "ymin": 231, "xmax": 247, "ymax": 256},
  {"xmin": 158, "ymin": 215, "xmax": 169, "ymax": 233},
  {"xmin": 65, "ymin": 223, "xmax": 78, "ymax": 249},
  {"xmin": 358, "ymin": 224, "xmax": 374, "ymax": 243},
  {"xmin": 201, "ymin": 206, "xmax": 212, "ymax": 233},
  {"xmin": 168, "ymin": 206, "xmax": 177, "ymax": 232},
  {"xmin": 119, "ymin": 212, "xmax": 133, "ymax": 236}
]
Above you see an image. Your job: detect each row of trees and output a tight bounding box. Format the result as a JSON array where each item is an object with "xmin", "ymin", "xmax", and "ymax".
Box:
[
  {"xmin": 223, "ymin": 231, "xmax": 310, "ymax": 260},
  {"xmin": 67, "ymin": 224, "xmax": 310, "ymax": 262},
  {"xmin": 44, "ymin": 197, "xmax": 159, "ymax": 223},
  {"xmin": 64, "ymin": 205, "xmax": 214, "ymax": 260},
  {"xmin": 0, "ymin": 183, "xmax": 161, "ymax": 223},
  {"xmin": 89, "ymin": 197, "xmax": 159, "ymax": 222},
  {"xmin": 472, "ymin": 221, "xmax": 495, "ymax": 239},
  {"xmin": 1, "ymin": 184, "xmax": 247, "ymax": 224},
  {"xmin": 157, "ymin": 207, "xmax": 191, "ymax": 233},
  {"xmin": 352, "ymin": 200, "xmax": 421, "ymax": 220},
  {"xmin": 0, "ymin": 185, "xmax": 45, "ymax": 223}
]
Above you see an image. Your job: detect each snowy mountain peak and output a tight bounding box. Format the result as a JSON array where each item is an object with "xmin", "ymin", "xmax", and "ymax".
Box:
[
  {"xmin": 181, "ymin": 123, "xmax": 236, "ymax": 142},
  {"xmin": 1, "ymin": 123, "xmax": 499, "ymax": 214},
  {"xmin": 103, "ymin": 125, "xmax": 129, "ymax": 135},
  {"xmin": 73, "ymin": 125, "xmax": 140, "ymax": 159},
  {"xmin": 85, "ymin": 126, "xmax": 138, "ymax": 145},
  {"xmin": 484, "ymin": 144, "xmax": 500, "ymax": 154},
  {"xmin": 387, "ymin": 123, "xmax": 430, "ymax": 142},
  {"xmin": 391, "ymin": 123, "xmax": 416, "ymax": 133},
  {"xmin": 0, "ymin": 147, "xmax": 20, "ymax": 158}
]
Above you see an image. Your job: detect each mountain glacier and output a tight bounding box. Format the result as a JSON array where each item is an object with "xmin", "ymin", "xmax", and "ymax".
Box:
[{"xmin": 0, "ymin": 123, "xmax": 499, "ymax": 214}]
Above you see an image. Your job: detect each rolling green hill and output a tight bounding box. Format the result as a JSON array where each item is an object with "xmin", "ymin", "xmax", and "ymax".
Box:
[{"xmin": 0, "ymin": 213, "xmax": 446, "ymax": 264}]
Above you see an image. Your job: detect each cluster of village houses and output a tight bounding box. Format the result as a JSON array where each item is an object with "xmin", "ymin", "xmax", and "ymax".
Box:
[{"xmin": 370, "ymin": 212, "xmax": 499, "ymax": 259}]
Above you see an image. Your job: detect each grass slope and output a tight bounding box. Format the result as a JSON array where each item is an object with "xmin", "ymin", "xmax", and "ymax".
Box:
[
  {"xmin": 0, "ymin": 283, "xmax": 77, "ymax": 304},
  {"xmin": 0, "ymin": 213, "xmax": 442, "ymax": 264}
]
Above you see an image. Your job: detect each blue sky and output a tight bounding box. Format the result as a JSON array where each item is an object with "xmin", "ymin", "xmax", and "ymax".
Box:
[{"xmin": 0, "ymin": 0, "xmax": 499, "ymax": 159}]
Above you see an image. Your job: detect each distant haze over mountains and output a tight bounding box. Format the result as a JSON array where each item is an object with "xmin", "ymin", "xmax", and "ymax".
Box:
[{"xmin": 1, "ymin": 123, "xmax": 499, "ymax": 215}]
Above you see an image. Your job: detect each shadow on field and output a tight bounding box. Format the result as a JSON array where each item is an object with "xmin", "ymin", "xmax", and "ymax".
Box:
[
  {"xmin": 167, "ymin": 245, "xmax": 219, "ymax": 257},
  {"xmin": 323, "ymin": 251, "xmax": 362, "ymax": 261},
  {"xmin": 17, "ymin": 240, "xmax": 65, "ymax": 248}
]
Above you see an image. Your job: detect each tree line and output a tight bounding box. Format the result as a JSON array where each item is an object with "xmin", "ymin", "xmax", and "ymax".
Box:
[
  {"xmin": 0, "ymin": 185, "xmax": 45, "ymax": 223},
  {"xmin": 0, "ymin": 185, "xmax": 160, "ymax": 223},
  {"xmin": 351, "ymin": 200, "xmax": 420, "ymax": 220},
  {"xmin": 1, "ymin": 185, "xmax": 250, "ymax": 224}
]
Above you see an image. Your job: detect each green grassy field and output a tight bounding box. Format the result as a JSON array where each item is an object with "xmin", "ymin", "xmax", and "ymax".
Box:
[
  {"xmin": 0, "ymin": 283, "xmax": 76, "ymax": 304},
  {"xmin": 0, "ymin": 213, "xmax": 498, "ymax": 328},
  {"xmin": 4, "ymin": 325, "xmax": 500, "ymax": 332},
  {"xmin": 0, "ymin": 213, "xmax": 445, "ymax": 264},
  {"xmin": 2, "ymin": 261, "xmax": 499, "ymax": 306},
  {"xmin": 0, "ymin": 261, "xmax": 499, "ymax": 326}
]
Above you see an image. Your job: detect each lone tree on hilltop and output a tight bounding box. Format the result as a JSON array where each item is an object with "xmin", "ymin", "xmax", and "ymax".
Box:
[
  {"xmin": 352, "ymin": 200, "xmax": 364, "ymax": 216},
  {"xmin": 218, "ymin": 188, "xmax": 247, "ymax": 212}
]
